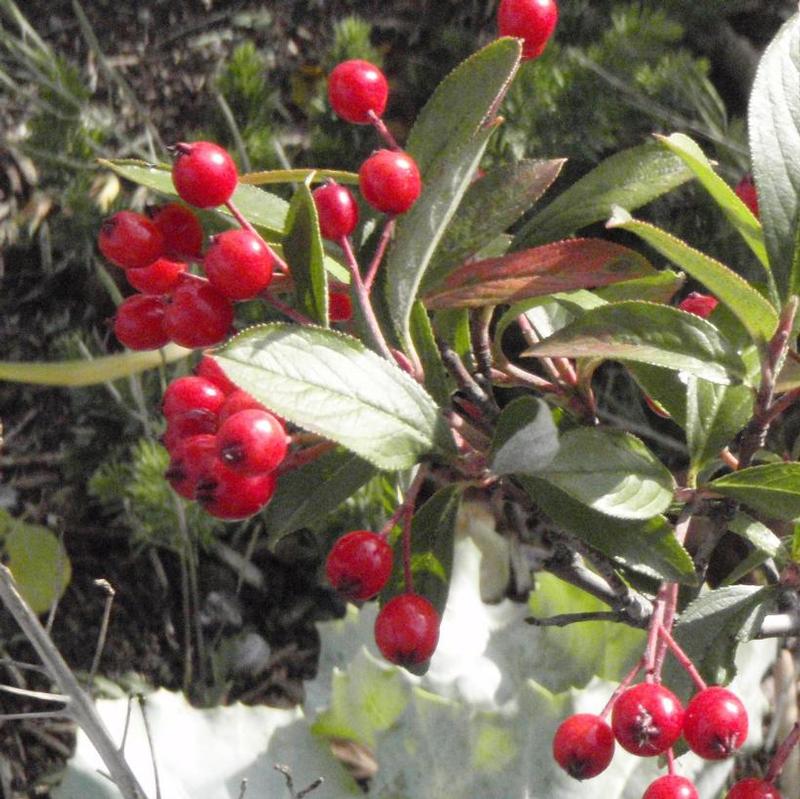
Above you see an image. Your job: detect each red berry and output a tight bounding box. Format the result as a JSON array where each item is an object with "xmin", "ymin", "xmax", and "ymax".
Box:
[
  {"xmin": 643, "ymin": 775, "xmax": 699, "ymax": 799},
  {"xmin": 171, "ymin": 141, "xmax": 238, "ymax": 209},
  {"xmin": 162, "ymin": 375, "xmax": 226, "ymax": 420},
  {"xmin": 497, "ymin": 0, "xmax": 559, "ymax": 60},
  {"xmin": 195, "ymin": 460, "xmax": 277, "ymax": 520},
  {"xmin": 726, "ymin": 779, "xmax": 783, "ymax": 799},
  {"xmin": 203, "ymin": 229, "xmax": 274, "ymax": 300},
  {"xmin": 678, "ymin": 292, "xmax": 718, "ymax": 319},
  {"xmin": 165, "ymin": 434, "xmax": 218, "ymax": 500},
  {"xmin": 150, "ymin": 202, "xmax": 204, "ymax": 259},
  {"xmin": 327, "ymin": 59, "xmax": 389, "ymax": 125},
  {"xmin": 374, "ymin": 593, "xmax": 439, "ymax": 666},
  {"xmin": 611, "ymin": 682, "xmax": 684, "ymax": 756},
  {"xmin": 326, "ymin": 530, "xmax": 394, "ymax": 601},
  {"xmin": 99, "ymin": 211, "xmax": 164, "ymax": 269},
  {"xmin": 684, "ymin": 686, "xmax": 748, "ymax": 760},
  {"xmin": 312, "ymin": 183, "xmax": 359, "ymax": 240},
  {"xmin": 163, "ymin": 278, "xmax": 234, "ymax": 349},
  {"xmin": 196, "ymin": 354, "xmax": 238, "ymax": 395},
  {"xmin": 359, "ymin": 150, "xmax": 422, "ymax": 215},
  {"xmin": 216, "ymin": 409, "xmax": 287, "ymax": 474},
  {"xmin": 552, "ymin": 714, "xmax": 614, "ymax": 780},
  {"xmin": 735, "ymin": 175, "xmax": 759, "ymax": 218},
  {"xmin": 329, "ymin": 290, "xmax": 353, "ymax": 322},
  {"xmin": 162, "ymin": 409, "xmax": 219, "ymax": 454},
  {"xmin": 218, "ymin": 389, "xmax": 268, "ymax": 424},
  {"xmin": 113, "ymin": 295, "xmax": 169, "ymax": 350},
  {"xmin": 126, "ymin": 257, "xmax": 187, "ymax": 295}
]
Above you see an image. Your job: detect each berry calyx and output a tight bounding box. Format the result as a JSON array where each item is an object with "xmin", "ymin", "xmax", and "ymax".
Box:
[
  {"xmin": 196, "ymin": 354, "xmax": 238, "ymax": 395},
  {"xmin": 312, "ymin": 183, "xmax": 359, "ymax": 240},
  {"xmin": 683, "ymin": 686, "xmax": 748, "ymax": 760},
  {"xmin": 162, "ymin": 376, "xmax": 226, "ymax": 420},
  {"xmin": 149, "ymin": 202, "xmax": 204, "ymax": 259},
  {"xmin": 98, "ymin": 211, "xmax": 164, "ymax": 270},
  {"xmin": 611, "ymin": 682, "xmax": 684, "ymax": 756},
  {"xmin": 726, "ymin": 779, "xmax": 783, "ymax": 799},
  {"xmin": 195, "ymin": 460, "xmax": 277, "ymax": 520},
  {"xmin": 643, "ymin": 775, "xmax": 700, "ymax": 799},
  {"xmin": 327, "ymin": 60, "xmax": 389, "ymax": 125},
  {"xmin": 552, "ymin": 714, "xmax": 614, "ymax": 780},
  {"xmin": 325, "ymin": 530, "xmax": 394, "ymax": 601},
  {"xmin": 735, "ymin": 175, "xmax": 759, "ymax": 218},
  {"xmin": 163, "ymin": 278, "xmax": 234, "ymax": 349},
  {"xmin": 216, "ymin": 409, "xmax": 287, "ymax": 475},
  {"xmin": 126, "ymin": 257, "xmax": 187, "ymax": 295},
  {"xmin": 203, "ymin": 229, "xmax": 274, "ymax": 300},
  {"xmin": 329, "ymin": 290, "xmax": 353, "ymax": 322},
  {"xmin": 113, "ymin": 295, "xmax": 169, "ymax": 351},
  {"xmin": 359, "ymin": 150, "xmax": 422, "ymax": 215},
  {"xmin": 497, "ymin": 0, "xmax": 559, "ymax": 60},
  {"xmin": 678, "ymin": 292, "xmax": 718, "ymax": 319},
  {"xmin": 374, "ymin": 593, "xmax": 439, "ymax": 666},
  {"xmin": 171, "ymin": 141, "xmax": 238, "ymax": 209}
]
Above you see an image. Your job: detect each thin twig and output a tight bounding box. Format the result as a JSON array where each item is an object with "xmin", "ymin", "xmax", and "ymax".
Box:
[
  {"xmin": 88, "ymin": 579, "xmax": 116, "ymax": 686},
  {"xmin": 137, "ymin": 695, "xmax": 162, "ymax": 799}
]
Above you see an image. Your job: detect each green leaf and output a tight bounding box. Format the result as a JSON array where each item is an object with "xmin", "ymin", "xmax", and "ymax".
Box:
[
  {"xmin": 214, "ymin": 324, "xmax": 451, "ymax": 471},
  {"xmin": 520, "ymin": 478, "xmax": 696, "ymax": 583},
  {"xmin": 608, "ymin": 208, "xmax": 779, "ymax": 343},
  {"xmin": 261, "ymin": 448, "xmax": 377, "ymax": 545},
  {"xmin": 627, "ymin": 363, "xmax": 688, "ymax": 429},
  {"xmin": 283, "ymin": 180, "xmax": 327, "ymax": 325},
  {"xmin": 490, "ymin": 397, "xmax": 559, "ymax": 476},
  {"xmin": 386, "ymin": 38, "xmax": 521, "ymax": 351},
  {"xmin": 656, "ymin": 133, "xmax": 771, "ymax": 274},
  {"xmin": 423, "ymin": 158, "xmax": 565, "ymax": 292},
  {"xmin": 525, "ymin": 301, "xmax": 748, "ymax": 386},
  {"xmin": 749, "ymin": 13, "xmax": 800, "ymax": 298},
  {"xmin": 409, "ymin": 301, "xmax": 453, "ymax": 407},
  {"xmin": 595, "ymin": 269, "xmax": 685, "ymax": 305},
  {"xmin": 512, "ymin": 141, "xmax": 693, "ymax": 249},
  {"xmin": 240, "ymin": 168, "xmax": 359, "ymax": 186},
  {"xmin": 423, "ymin": 239, "xmax": 657, "ymax": 310},
  {"xmin": 709, "ymin": 463, "xmax": 800, "ymax": 519},
  {"xmin": 728, "ymin": 513, "xmax": 786, "ymax": 559}
]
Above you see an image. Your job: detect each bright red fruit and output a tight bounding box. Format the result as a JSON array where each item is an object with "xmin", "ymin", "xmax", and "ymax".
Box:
[
  {"xmin": 216, "ymin": 409, "xmax": 287, "ymax": 474},
  {"xmin": 374, "ymin": 593, "xmax": 439, "ymax": 666},
  {"xmin": 683, "ymin": 686, "xmax": 748, "ymax": 760},
  {"xmin": 163, "ymin": 279, "xmax": 234, "ymax": 348},
  {"xmin": 165, "ymin": 434, "xmax": 218, "ymax": 500},
  {"xmin": 325, "ymin": 531, "xmax": 394, "ymax": 601},
  {"xmin": 313, "ymin": 183, "xmax": 359, "ymax": 240},
  {"xmin": 327, "ymin": 60, "xmax": 389, "ymax": 124},
  {"xmin": 126, "ymin": 257, "xmax": 187, "ymax": 295},
  {"xmin": 678, "ymin": 292, "xmax": 718, "ymax": 319},
  {"xmin": 218, "ymin": 389, "xmax": 267, "ymax": 424},
  {"xmin": 498, "ymin": 0, "xmax": 559, "ymax": 60},
  {"xmin": 162, "ymin": 375, "xmax": 226, "ymax": 420},
  {"xmin": 643, "ymin": 775, "xmax": 700, "ymax": 799},
  {"xmin": 735, "ymin": 175, "xmax": 759, "ymax": 218},
  {"xmin": 171, "ymin": 141, "xmax": 238, "ymax": 208},
  {"xmin": 195, "ymin": 460, "xmax": 277, "ymax": 520},
  {"xmin": 611, "ymin": 682, "xmax": 684, "ymax": 756},
  {"xmin": 113, "ymin": 295, "xmax": 169, "ymax": 350},
  {"xmin": 726, "ymin": 779, "xmax": 783, "ymax": 799},
  {"xmin": 359, "ymin": 150, "xmax": 422, "ymax": 215},
  {"xmin": 196, "ymin": 354, "xmax": 238, "ymax": 395},
  {"xmin": 162, "ymin": 409, "xmax": 219, "ymax": 454},
  {"xmin": 552, "ymin": 714, "xmax": 614, "ymax": 780},
  {"xmin": 98, "ymin": 211, "xmax": 164, "ymax": 269},
  {"xmin": 150, "ymin": 202, "xmax": 204, "ymax": 259},
  {"xmin": 203, "ymin": 229, "xmax": 274, "ymax": 300},
  {"xmin": 329, "ymin": 290, "xmax": 353, "ymax": 322}
]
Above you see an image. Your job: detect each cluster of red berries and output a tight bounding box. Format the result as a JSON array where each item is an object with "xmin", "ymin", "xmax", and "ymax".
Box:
[
  {"xmin": 162, "ymin": 355, "xmax": 287, "ymax": 520},
  {"xmin": 553, "ymin": 682, "xmax": 757, "ymax": 797}
]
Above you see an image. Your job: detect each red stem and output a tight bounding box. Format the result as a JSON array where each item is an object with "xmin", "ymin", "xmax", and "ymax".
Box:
[
  {"xmin": 766, "ymin": 721, "xmax": 800, "ymax": 784},
  {"xmin": 367, "ymin": 110, "xmax": 402, "ymax": 151},
  {"xmin": 225, "ymin": 199, "xmax": 290, "ymax": 274},
  {"xmin": 364, "ymin": 218, "xmax": 396, "ymax": 292},
  {"xmin": 276, "ymin": 441, "xmax": 335, "ymax": 475},
  {"xmin": 643, "ymin": 586, "xmax": 668, "ymax": 680},
  {"xmin": 657, "ymin": 624, "xmax": 707, "ymax": 691},
  {"xmin": 601, "ymin": 658, "xmax": 644, "ymax": 718},
  {"xmin": 260, "ymin": 290, "xmax": 314, "ymax": 326}
]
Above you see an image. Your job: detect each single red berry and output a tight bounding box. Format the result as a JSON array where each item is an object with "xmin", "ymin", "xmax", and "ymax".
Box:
[
  {"xmin": 552, "ymin": 714, "xmax": 614, "ymax": 780},
  {"xmin": 312, "ymin": 183, "xmax": 359, "ymax": 240},
  {"xmin": 678, "ymin": 292, "xmax": 718, "ymax": 319},
  {"xmin": 726, "ymin": 779, "xmax": 783, "ymax": 799},
  {"xmin": 113, "ymin": 295, "xmax": 169, "ymax": 350},
  {"xmin": 325, "ymin": 530, "xmax": 394, "ymax": 602},
  {"xmin": 163, "ymin": 278, "xmax": 234, "ymax": 348},
  {"xmin": 162, "ymin": 375, "xmax": 226, "ymax": 420},
  {"xmin": 171, "ymin": 141, "xmax": 238, "ymax": 208},
  {"xmin": 216, "ymin": 409, "xmax": 287, "ymax": 475},
  {"xmin": 196, "ymin": 354, "xmax": 238, "ymax": 395},
  {"xmin": 149, "ymin": 202, "xmax": 204, "ymax": 259},
  {"xmin": 327, "ymin": 59, "xmax": 389, "ymax": 124},
  {"xmin": 126, "ymin": 257, "xmax": 187, "ymax": 295},
  {"xmin": 497, "ymin": 0, "xmax": 559, "ymax": 60},
  {"xmin": 735, "ymin": 175, "xmax": 759, "ymax": 218},
  {"xmin": 203, "ymin": 229, "xmax": 274, "ymax": 300},
  {"xmin": 329, "ymin": 290, "xmax": 353, "ymax": 322},
  {"xmin": 98, "ymin": 211, "xmax": 164, "ymax": 270},
  {"xmin": 162, "ymin": 409, "xmax": 219, "ymax": 454},
  {"xmin": 165, "ymin": 434, "xmax": 218, "ymax": 500},
  {"xmin": 195, "ymin": 460, "xmax": 277, "ymax": 520},
  {"xmin": 359, "ymin": 150, "xmax": 422, "ymax": 215},
  {"xmin": 374, "ymin": 593, "xmax": 439, "ymax": 666},
  {"xmin": 611, "ymin": 682, "xmax": 684, "ymax": 756},
  {"xmin": 684, "ymin": 686, "xmax": 748, "ymax": 760},
  {"xmin": 643, "ymin": 775, "xmax": 700, "ymax": 799},
  {"xmin": 217, "ymin": 389, "xmax": 268, "ymax": 424}
]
